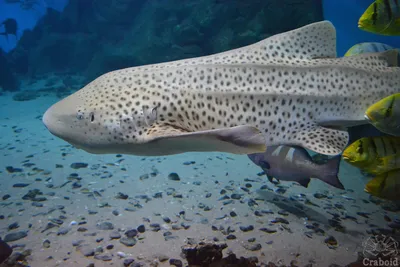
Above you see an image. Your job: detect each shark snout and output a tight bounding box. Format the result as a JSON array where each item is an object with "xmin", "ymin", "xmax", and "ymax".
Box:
[
  {"xmin": 42, "ymin": 94, "xmax": 84, "ymax": 143},
  {"xmin": 42, "ymin": 103, "xmax": 62, "ymax": 137},
  {"xmin": 42, "ymin": 106, "xmax": 52, "ymax": 129}
]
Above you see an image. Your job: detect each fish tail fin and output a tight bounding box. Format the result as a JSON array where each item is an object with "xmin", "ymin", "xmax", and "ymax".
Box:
[
  {"xmin": 318, "ymin": 155, "xmax": 345, "ymax": 190},
  {"xmin": 365, "ymin": 173, "xmax": 386, "ymax": 197}
]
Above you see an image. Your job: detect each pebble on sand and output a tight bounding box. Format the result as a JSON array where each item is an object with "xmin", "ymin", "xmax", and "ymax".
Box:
[
  {"xmin": 6, "ymin": 166, "xmax": 23, "ymax": 173},
  {"xmin": 70, "ymin": 162, "xmax": 89, "ymax": 169},
  {"xmin": 4, "ymin": 231, "xmax": 28, "ymax": 242},
  {"xmin": 120, "ymin": 237, "xmax": 137, "ymax": 247},
  {"xmin": 168, "ymin": 172, "xmax": 180, "ymax": 181},
  {"xmin": 169, "ymin": 258, "xmax": 183, "ymax": 267},
  {"xmin": 96, "ymin": 222, "xmax": 114, "ymax": 230},
  {"xmin": 243, "ymin": 243, "xmax": 262, "ymax": 251},
  {"xmin": 77, "ymin": 244, "xmax": 95, "ymax": 257},
  {"xmin": 12, "ymin": 183, "xmax": 30, "ymax": 188},
  {"xmin": 325, "ymin": 236, "xmax": 338, "ymax": 249},
  {"xmin": 110, "ymin": 231, "xmax": 121, "ymax": 239}
]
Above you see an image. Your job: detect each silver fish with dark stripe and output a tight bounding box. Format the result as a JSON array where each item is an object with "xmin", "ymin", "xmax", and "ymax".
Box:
[
  {"xmin": 365, "ymin": 93, "xmax": 400, "ymax": 136},
  {"xmin": 359, "ymin": 0, "xmax": 400, "ymax": 36},
  {"xmin": 345, "ymin": 42, "xmax": 397, "ymax": 56},
  {"xmin": 248, "ymin": 145, "xmax": 344, "ymax": 189}
]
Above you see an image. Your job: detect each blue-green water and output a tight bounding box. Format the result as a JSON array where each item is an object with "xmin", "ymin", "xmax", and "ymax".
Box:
[{"xmin": 0, "ymin": 1, "xmax": 399, "ymax": 266}]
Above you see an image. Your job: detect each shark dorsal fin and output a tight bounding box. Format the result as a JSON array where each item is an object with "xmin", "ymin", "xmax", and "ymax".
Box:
[
  {"xmin": 111, "ymin": 21, "xmax": 337, "ymax": 76},
  {"xmin": 191, "ymin": 20, "xmax": 337, "ymax": 64}
]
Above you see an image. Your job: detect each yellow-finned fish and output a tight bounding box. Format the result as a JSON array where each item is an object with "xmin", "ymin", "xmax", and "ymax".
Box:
[
  {"xmin": 365, "ymin": 93, "xmax": 400, "ymax": 136},
  {"xmin": 365, "ymin": 170, "xmax": 400, "ymax": 200},
  {"xmin": 342, "ymin": 136, "xmax": 400, "ymax": 174},
  {"xmin": 358, "ymin": 0, "xmax": 400, "ymax": 36},
  {"xmin": 344, "ymin": 42, "xmax": 395, "ymax": 57}
]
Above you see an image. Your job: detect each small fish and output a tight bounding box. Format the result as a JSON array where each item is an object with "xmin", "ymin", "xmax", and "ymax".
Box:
[
  {"xmin": 342, "ymin": 136, "xmax": 400, "ymax": 174},
  {"xmin": 344, "ymin": 42, "xmax": 398, "ymax": 58},
  {"xmin": 365, "ymin": 169, "xmax": 400, "ymax": 200},
  {"xmin": 248, "ymin": 145, "xmax": 344, "ymax": 189},
  {"xmin": 358, "ymin": 0, "xmax": 400, "ymax": 36},
  {"xmin": 365, "ymin": 93, "xmax": 400, "ymax": 136},
  {"xmin": 0, "ymin": 18, "xmax": 17, "ymax": 40},
  {"xmin": 0, "ymin": 239, "xmax": 13, "ymax": 264}
]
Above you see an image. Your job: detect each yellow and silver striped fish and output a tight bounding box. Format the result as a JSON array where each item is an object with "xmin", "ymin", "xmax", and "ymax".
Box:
[
  {"xmin": 344, "ymin": 42, "xmax": 398, "ymax": 57},
  {"xmin": 365, "ymin": 169, "xmax": 400, "ymax": 200},
  {"xmin": 342, "ymin": 136, "xmax": 400, "ymax": 174},
  {"xmin": 365, "ymin": 93, "xmax": 400, "ymax": 136},
  {"xmin": 358, "ymin": 0, "xmax": 400, "ymax": 36}
]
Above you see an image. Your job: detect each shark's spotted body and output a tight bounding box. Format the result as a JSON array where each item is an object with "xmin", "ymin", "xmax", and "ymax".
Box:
[{"xmin": 43, "ymin": 21, "xmax": 400, "ymax": 156}]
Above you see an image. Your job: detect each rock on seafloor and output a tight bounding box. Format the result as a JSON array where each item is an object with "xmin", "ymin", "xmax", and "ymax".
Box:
[
  {"xmin": 182, "ymin": 241, "xmax": 258, "ymax": 266},
  {"xmin": 3, "ymin": 231, "xmax": 28, "ymax": 242}
]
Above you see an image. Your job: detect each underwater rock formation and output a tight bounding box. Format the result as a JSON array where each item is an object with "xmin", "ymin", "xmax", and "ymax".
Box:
[
  {"xmin": 7, "ymin": 0, "xmax": 323, "ymax": 83},
  {"xmin": 181, "ymin": 241, "xmax": 258, "ymax": 267},
  {"xmin": 12, "ymin": 90, "xmax": 40, "ymax": 101},
  {"xmin": 0, "ymin": 49, "xmax": 19, "ymax": 92}
]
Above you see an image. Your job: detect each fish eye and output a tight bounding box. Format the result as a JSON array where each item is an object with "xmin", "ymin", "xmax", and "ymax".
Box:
[{"xmin": 76, "ymin": 111, "xmax": 84, "ymax": 120}]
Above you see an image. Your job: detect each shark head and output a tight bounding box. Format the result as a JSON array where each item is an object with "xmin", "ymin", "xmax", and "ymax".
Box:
[
  {"xmin": 42, "ymin": 74, "xmax": 162, "ymax": 155},
  {"xmin": 42, "ymin": 93, "xmax": 86, "ymax": 147}
]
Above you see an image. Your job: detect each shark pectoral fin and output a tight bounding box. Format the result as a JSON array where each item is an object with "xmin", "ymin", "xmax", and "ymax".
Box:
[
  {"xmin": 265, "ymin": 173, "xmax": 274, "ymax": 183},
  {"xmin": 272, "ymin": 178, "xmax": 280, "ymax": 185},
  {"xmin": 147, "ymin": 124, "xmax": 267, "ymax": 154},
  {"xmin": 266, "ymin": 174, "xmax": 280, "ymax": 185},
  {"xmin": 298, "ymin": 179, "xmax": 311, "ymax": 188},
  {"xmin": 291, "ymin": 125, "xmax": 349, "ymax": 156}
]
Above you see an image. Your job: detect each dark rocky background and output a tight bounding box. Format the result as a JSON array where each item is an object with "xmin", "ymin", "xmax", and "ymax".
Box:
[{"xmin": 0, "ymin": 0, "xmax": 323, "ymax": 93}]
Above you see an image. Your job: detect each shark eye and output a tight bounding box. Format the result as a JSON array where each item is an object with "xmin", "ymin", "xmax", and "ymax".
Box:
[{"xmin": 76, "ymin": 112, "xmax": 84, "ymax": 120}]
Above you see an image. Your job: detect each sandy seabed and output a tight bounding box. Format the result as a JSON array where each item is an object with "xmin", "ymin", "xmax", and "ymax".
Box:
[{"xmin": 0, "ymin": 93, "xmax": 396, "ymax": 267}]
